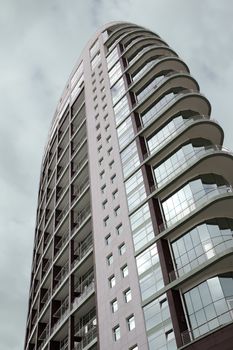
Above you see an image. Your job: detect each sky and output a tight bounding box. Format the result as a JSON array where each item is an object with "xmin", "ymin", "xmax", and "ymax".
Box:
[{"xmin": 0, "ymin": 0, "xmax": 233, "ymax": 349}]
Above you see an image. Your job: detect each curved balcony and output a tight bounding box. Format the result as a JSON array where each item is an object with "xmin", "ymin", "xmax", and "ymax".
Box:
[
  {"xmin": 152, "ymin": 145, "xmax": 233, "ymax": 192},
  {"xmin": 137, "ymin": 91, "xmax": 211, "ymax": 138}
]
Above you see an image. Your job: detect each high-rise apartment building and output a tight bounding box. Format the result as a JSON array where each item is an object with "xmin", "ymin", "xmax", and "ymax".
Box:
[{"xmin": 24, "ymin": 22, "xmax": 233, "ymax": 350}]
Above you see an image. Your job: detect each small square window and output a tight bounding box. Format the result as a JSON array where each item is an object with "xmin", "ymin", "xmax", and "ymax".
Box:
[
  {"xmin": 106, "ymin": 135, "xmax": 111, "ymax": 143},
  {"xmin": 98, "ymin": 145, "xmax": 102, "ymax": 153},
  {"xmin": 102, "ymin": 199, "xmax": 108, "ymax": 209},
  {"xmin": 107, "ymin": 253, "xmax": 113, "ymax": 266},
  {"xmin": 127, "ymin": 315, "xmax": 135, "ymax": 331},
  {"xmin": 101, "ymin": 86, "xmax": 105, "ymax": 93},
  {"xmin": 99, "ymin": 157, "xmax": 103, "ymax": 166},
  {"xmin": 91, "ymin": 71, "xmax": 95, "ymax": 77},
  {"xmin": 114, "ymin": 206, "xmax": 120, "ymax": 216},
  {"xmin": 100, "ymin": 170, "xmax": 105, "ymax": 179},
  {"xmin": 103, "ymin": 104, "xmax": 107, "ymax": 111},
  {"xmin": 104, "ymin": 216, "xmax": 109, "ymax": 227},
  {"xmin": 112, "ymin": 189, "xmax": 118, "ymax": 199},
  {"xmin": 109, "ymin": 275, "xmax": 116, "ymax": 288},
  {"xmin": 96, "ymin": 123, "xmax": 100, "ymax": 130},
  {"xmin": 99, "ymin": 70, "xmax": 103, "ymax": 76},
  {"xmin": 130, "ymin": 345, "xmax": 138, "ymax": 350},
  {"xmin": 121, "ymin": 264, "xmax": 129, "ymax": 278},
  {"xmin": 111, "ymin": 174, "xmax": 116, "ymax": 183},
  {"xmin": 93, "ymin": 87, "xmax": 97, "ymax": 93},
  {"xmin": 94, "ymin": 95, "xmax": 97, "ymax": 101},
  {"xmin": 105, "ymin": 124, "xmax": 110, "ymax": 132},
  {"xmin": 105, "ymin": 234, "xmax": 111, "ymax": 245},
  {"xmin": 113, "ymin": 325, "xmax": 120, "ymax": 341},
  {"xmin": 94, "ymin": 104, "xmax": 98, "ymax": 110},
  {"xmin": 119, "ymin": 243, "xmax": 126, "ymax": 255},
  {"xmin": 97, "ymin": 133, "xmax": 101, "ymax": 141},
  {"xmin": 116, "ymin": 224, "xmax": 122, "ymax": 235},
  {"xmin": 100, "ymin": 78, "xmax": 104, "ymax": 84},
  {"xmin": 104, "ymin": 114, "xmax": 108, "ymax": 121},
  {"xmin": 109, "ymin": 160, "xmax": 114, "ymax": 169},
  {"xmin": 108, "ymin": 147, "xmax": 113, "ymax": 156},
  {"xmin": 95, "ymin": 113, "xmax": 99, "ymax": 120},
  {"xmin": 92, "ymin": 79, "xmax": 96, "ymax": 85},
  {"xmin": 102, "ymin": 94, "xmax": 106, "ymax": 102},
  {"xmin": 124, "ymin": 288, "xmax": 132, "ymax": 303},
  {"xmin": 101, "ymin": 184, "xmax": 106, "ymax": 193},
  {"xmin": 111, "ymin": 299, "xmax": 118, "ymax": 313}
]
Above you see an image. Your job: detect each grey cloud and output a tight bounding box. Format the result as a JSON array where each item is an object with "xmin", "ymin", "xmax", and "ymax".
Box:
[{"xmin": 0, "ymin": 1, "xmax": 233, "ymax": 349}]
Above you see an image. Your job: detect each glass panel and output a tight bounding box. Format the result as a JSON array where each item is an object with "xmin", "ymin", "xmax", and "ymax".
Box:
[{"xmin": 125, "ymin": 170, "xmax": 146, "ymax": 211}]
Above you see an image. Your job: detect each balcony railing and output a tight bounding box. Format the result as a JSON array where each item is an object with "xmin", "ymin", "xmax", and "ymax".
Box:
[
  {"xmin": 72, "ymin": 177, "xmax": 89, "ymax": 203},
  {"xmin": 72, "ymin": 273, "xmax": 95, "ymax": 310},
  {"xmin": 56, "ymin": 203, "xmax": 69, "ymax": 226},
  {"xmin": 72, "ymin": 154, "xmax": 88, "ymax": 175},
  {"xmin": 154, "ymin": 145, "xmax": 233, "ymax": 189},
  {"xmin": 72, "ymin": 234, "xmax": 93, "ymax": 268},
  {"xmin": 55, "ymin": 231, "xmax": 69, "ymax": 257},
  {"xmin": 143, "ymin": 114, "xmax": 212, "ymax": 160},
  {"xmin": 52, "ymin": 297, "xmax": 69, "ymax": 331},
  {"xmin": 54, "ymin": 261, "xmax": 69, "ymax": 290},
  {"xmin": 139, "ymin": 89, "xmax": 198, "ymax": 130},
  {"xmin": 72, "ymin": 207, "xmax": 91, "ymax": 232},
  {"xmin": 169, "ymin": 234, "xmax": 233, "ymax": 282},
  {"xmin": 181, "ymin": 304, "xmax": 233, "ymax": 345},
  {"xmin": 73, "ymin": 327, "xmax": 97, "ymax": 350},
  {"xmin": 159, "ymin": 185, "xmax": 233, "ymax": 233}
]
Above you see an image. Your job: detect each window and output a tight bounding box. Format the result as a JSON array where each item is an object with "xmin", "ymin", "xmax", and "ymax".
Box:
[
  {"xmin": 102, "ymin": 199, "xmax": 108, "ymax": 209},
  {"xmin": 127, "ymin": 315, "xmax": 135, "ymax": 331},
  {"xmin": 95, "ymin": 113, "xmax": 99, "ymax": 120},
  {"xmin": 104, "ymin": 216, "xmax": 109, "ymax": 227},
  {"xmin": 112, "ymin": 189, "xmax": 118, "ymax": 199},
  {"xmin": 111, "ymin": 299, "xmax": 118, "ymax": 313},
  {"xmin": 99, "ymin": 157, "xmax": 103, "ymax": 166},
  {"xmin": 122, "ymin": 265, "xmax": 129, "ymax": 278},
  {"xmin": 96, "ymin": 122, "xmax": 100, "ymax": 130},
  {"xmin": 130, "ymin": 346, "xmax": 138, "ymax": 350},
  {"xmin": 94, "ymin": 95, "xmax": 97, "ymax": 102},
  {"xmin": 103, "ymin": 104, "xmax": 107, "ymax": 111},
  {"xmin": 94, "ymin": 104, "xmax": 98, "ymax": 110},
  {"xmin": 116, "ymin": 224, "xmax": 122, "ymax": 235},
  {"xmin": 93, "ymin": 87, "xmax": 97, "ymax": 93},
  {"xmin": 124, "ymin": 288, "xmax": 132, "ymax": 303},
  {"xmin": 101, "ymin": 86, "xmax": 105, "ymax": 93},
  {"xmin": 101, "ymin": 184, "xmax": 106, "ymax": 193},
  {"xmin": 114, "ymin": 206, "xmax": 120, "ymax": 216},
  {"xmin": 109, "ymin": 275, "xmax": 116, "ymax": 288},
  {"xmin": 102, "ymin": 94, "xmax": 106, "ymax": 102},
  {"xmin": 104, "ymin": 113, "xmax": 108, "ymax": 121},
  {"xmin": 111, "ymin": 174, "xmax": 116, "ymax": 183},
  {"xmin": 98, "ymin": 145, "xmax": 102, "ymax": 153},
  {"xmin": 106, "ymin": 135, "xmax": 111, "ymax": 143},
  {"xmin": 100, "ymin": 77, "xmax": 104, "ymax": 84},
  {"xmin": 100, "ymin": 170, "xmax": 105, "ymax": 179},
  {"xmin": 113, "ymin": 325, "xmax": 120, "ymax": 341},
  {"xmin": 108, "ymin": 147, "xmax": 113, "ymax": 156},
  {"xmin": 105, "ymin": 124, "xmax": 110, "ymax": 132},
  {"xmin": 109, "ymin": 160, "xmax": 114, "ymax": 169},
  {"xmin": 107, "ymin": 253, "xmax": 113, "ymax": 266},
  {"xmin": 119, "ymin": 243, "xmax": 126, "ymax": 255},
  {"xmin": 97, "ymin": 133, "xmax": 101, "ymax": 141},
  {"xmin": 105, "ymin": 234, "xmax": 111, "ymax": 245}
]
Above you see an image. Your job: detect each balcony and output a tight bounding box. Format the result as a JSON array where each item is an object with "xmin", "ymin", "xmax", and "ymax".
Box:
[
  {"xmin": 73, "ymin": 326, "xmax": 97, "ymax": 350},
  {"xmin": 72, "ymin": 177, "xmax": 89, "ymax": 204},
  {"xmin": 72, "ymin": 207, "xmax": 91, "ymax": 233},
  {"xmin": 153, "ymin": 145, "xmax": 233, "ymax": 190},
  {"xmin": 72, "ymin": 154, "xmax": 88, "ymax": 177},
  {"xmin": 54, "ymin": 232, "xmax": 69, "ymax": 258},
  {"xmin": 54, "ymin": 261, "xmax": 69, "ymax": 291},
  {"xmin": 37, "ymin": 324, "xmax": 49, "ymax": 350},
  {"xmin": 169, "ymin": 233, "xmax": 233, "ymax": 282},
  {"xmin": 72, "ymin": 234, "xmax": 93, "ymax": 268},
  {"xmin": 52, "ymin": 297, "xmax": 69, "ymax": 332},
  {"xmin": 72, "ymin": 272, "xmax": 95, "ymax": 310},
  {"xmin": 181, "ymin": 303, "xmax": 233, "ymax": 346}
]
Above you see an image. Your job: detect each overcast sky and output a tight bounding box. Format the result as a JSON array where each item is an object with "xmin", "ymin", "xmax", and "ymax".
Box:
[{"xmin": 1, "ymin": 1, "xmax": 233, "ymax": 349}]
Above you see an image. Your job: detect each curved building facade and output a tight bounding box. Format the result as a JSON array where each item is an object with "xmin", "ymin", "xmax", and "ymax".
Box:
[{"xmin": 24, "ymin": 22, "xmax": 233, "ymax": 350}]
